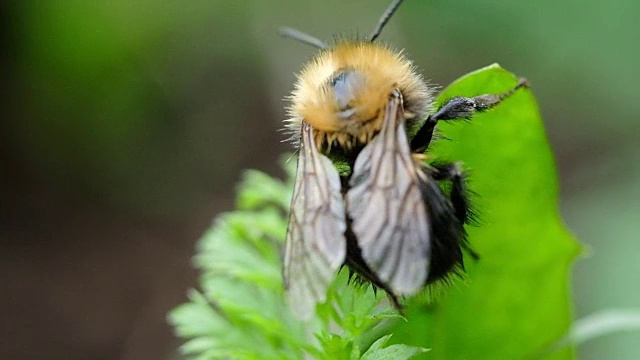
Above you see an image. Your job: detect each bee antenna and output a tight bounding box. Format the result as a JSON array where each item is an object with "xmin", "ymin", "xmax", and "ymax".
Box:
[
  {"xmin": 369, "ymin": 0, "xmax": 404, "ymax": 42},
  {"xmin": 279, "ymin": 27, "xmax": 329, "ymax": 49}
]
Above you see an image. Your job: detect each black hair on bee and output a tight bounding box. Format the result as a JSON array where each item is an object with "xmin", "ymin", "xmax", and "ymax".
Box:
[{"xmin": 281, "ymin": 0, "xmax": 527, "ymax": 319}]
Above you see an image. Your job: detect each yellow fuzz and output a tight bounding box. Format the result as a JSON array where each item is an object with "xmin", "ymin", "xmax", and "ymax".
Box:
[{"xmin": 286, "ymin": 41, "xmax": 432, "ymax": 152}]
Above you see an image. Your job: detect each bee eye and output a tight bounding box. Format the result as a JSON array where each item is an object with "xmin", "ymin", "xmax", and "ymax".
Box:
[{"xmin": 331, "ymin": 69, "xmax": 364, "ymax": 118}]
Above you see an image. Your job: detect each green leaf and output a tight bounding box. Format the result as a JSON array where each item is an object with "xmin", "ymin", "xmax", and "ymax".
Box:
[
  {"xmin": 392, "ymin": 64, "xmax": 581, "ymax": 359},
  {"xmin": 236, "ymin": 169, "xmax": 291, "ymax": 211},
  {"xmin": 361, "ymin": 335, "xmax": 428, "ymax": 360},
  {"xmin": 168, "ymin": 169, "xmax": 389, "ymax": 360}
]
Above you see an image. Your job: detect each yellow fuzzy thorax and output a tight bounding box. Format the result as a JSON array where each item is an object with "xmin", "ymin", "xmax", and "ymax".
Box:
[{"xmin": 286, "ymin": 41, "xmax": 432, "ymax": 152}]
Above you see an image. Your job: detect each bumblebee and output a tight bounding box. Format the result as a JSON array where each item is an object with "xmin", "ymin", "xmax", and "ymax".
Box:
[{"xmin": 282, "ymin": 0, "xmax": 527, "ymax": 319}]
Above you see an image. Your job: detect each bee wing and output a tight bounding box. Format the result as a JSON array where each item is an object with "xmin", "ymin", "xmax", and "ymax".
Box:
[
  {"xmin": 347, "ymin": 89, "xmax": 430, "ymax": 295},
  {"xmin": 284, "ymin": 122, "xmax": 347, "ymax": 320}
]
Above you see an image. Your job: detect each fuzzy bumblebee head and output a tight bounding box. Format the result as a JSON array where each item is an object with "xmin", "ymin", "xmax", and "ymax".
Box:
[{"xmin": 283, "ymin": 1, "xmax": 432, "ymax": 154}]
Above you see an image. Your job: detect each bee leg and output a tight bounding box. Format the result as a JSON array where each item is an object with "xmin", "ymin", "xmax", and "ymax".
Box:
[
  {"xmin": 429, "ymin": 162, "xmax": 479, "ymax": 260},
  {"xmin": 430, "ymin": 162, "xmax": 470, "ymax": 225},
  {"xmin": 410, "ymin": 78, "xmax": 528, "ymax": 153}
]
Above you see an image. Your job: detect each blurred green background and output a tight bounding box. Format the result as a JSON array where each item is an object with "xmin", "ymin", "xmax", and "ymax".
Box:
[{"xmin": 1, "ymin": 1, "xmax": 638, "ymax": 359}]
